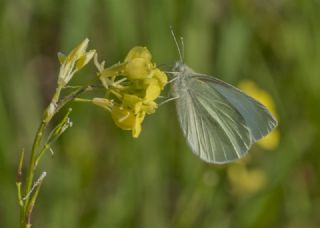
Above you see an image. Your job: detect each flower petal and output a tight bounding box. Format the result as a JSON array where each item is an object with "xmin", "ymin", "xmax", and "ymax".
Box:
[
  {"xmin": 125, "ymin": 58, "xmax": 151, "ymax": 80},
  {"xmin": 125, "ymin": 46, "xmax": 152, "ymax": 62},
  {"xmin": 151, "ymin": 69, "xmax": 168, "ymax": 89},
  {"xmin": 66, "ymin": 38, "xmax": 89, "ymax": 63},
  {"xmin": 111, "ymin": 105, "xmax": 135, "ymax": 130},
  {"xmin": 122, "ymin": 94, "xmax": 142, "ymax": 113},
  {"xmin": 132, "ymin": 112, "xmax": 145, "ymax": 138},
  {"xmin": 144, "ymin": 78, "xmax": 161, "ymax": 101},
  {"xmin": 75, "ymin": 49, "xmax": 96, "ymax": 71}
]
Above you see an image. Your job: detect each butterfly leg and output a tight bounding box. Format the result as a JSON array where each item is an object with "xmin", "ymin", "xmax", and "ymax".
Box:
[
  {"xmin": 163, "ymin": 73, "xmax": 180, "ymax": 84},
  {"xmin": 159, "ymin": 96, "xmax": 179, "ymax": 106}
]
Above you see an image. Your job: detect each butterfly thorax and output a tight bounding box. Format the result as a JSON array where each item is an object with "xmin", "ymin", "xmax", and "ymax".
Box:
[{"xmin": 171, "ymin": 61, "xmax": 195, "ymax": 96}]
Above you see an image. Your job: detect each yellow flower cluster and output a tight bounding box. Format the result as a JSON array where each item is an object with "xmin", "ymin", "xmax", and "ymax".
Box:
[{"xmin": 94, "ymin": 47, "xmax": 168, "ymax": 138}]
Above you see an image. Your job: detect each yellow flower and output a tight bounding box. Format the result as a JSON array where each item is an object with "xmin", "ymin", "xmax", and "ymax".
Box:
[
  {"xmin": 227, "ymin": 162, "xmax": 267, "ymax": 196},
  {"xmin": 238, "ymin": 80, "xmax": 279, "ymax": 150},
  {"xmin": 111, "ymin": 105, "xmax": 145, "ymax": 138},
  {"xmin": 123, "ymin": 46, "xmax": 154, "ymax": 80},
  {"xmin": 111, "ymin": 105, "xmax": 136, "ymax": 130},
  {"xmin": 258, "ymin": 129, "xmax": 280, "ymax": 150},
  {"xmin": 94, "ymin": 46, "xmax": 168, "ymax": 138},
  {"xmin": 122, "ymin": 94, "xmax": 143, "ymax": 114}
]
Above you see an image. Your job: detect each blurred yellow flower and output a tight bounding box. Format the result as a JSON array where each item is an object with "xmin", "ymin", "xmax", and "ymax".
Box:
[
  {"xmin": 227, "ymin": 162, "xmax": 267, "ymax": 196},
  {"xmin": 93, "ymin": 46, "xmax": 168, "ymax": 138},
  {"xmin": 238, "ymin": 80, "xmax": 279, "ymax": 150}
]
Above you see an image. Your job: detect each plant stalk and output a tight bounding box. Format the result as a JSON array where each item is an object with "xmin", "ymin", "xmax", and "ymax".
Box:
[{"xmin": 20, "ymin": 84, "xmax": 97, "ymax": 227}]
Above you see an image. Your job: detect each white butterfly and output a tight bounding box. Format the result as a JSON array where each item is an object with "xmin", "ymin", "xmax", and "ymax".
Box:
[{"xmin": 170, "ymin": 32, "xmax": 278, "ymax": 164}]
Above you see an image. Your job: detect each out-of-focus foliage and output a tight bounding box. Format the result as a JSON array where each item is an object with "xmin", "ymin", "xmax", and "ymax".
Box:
[{"xmin": 1, "ymin": 0, "xmax": 319, "ymax": 227}]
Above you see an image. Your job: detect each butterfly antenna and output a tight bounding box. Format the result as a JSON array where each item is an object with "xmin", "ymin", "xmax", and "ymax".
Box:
[
  {"xmin": 180, "ymin": 36, "xmax": 185, "ymax": 60},
  {"xmin": 170, "ymin": 26, "xmax": 183, "ymax": 63}
]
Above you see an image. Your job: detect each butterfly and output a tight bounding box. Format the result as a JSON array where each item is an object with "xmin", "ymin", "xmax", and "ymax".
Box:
[{"xmin": 169, "ymin": 31, "xmax": 278, "ymax": 164}]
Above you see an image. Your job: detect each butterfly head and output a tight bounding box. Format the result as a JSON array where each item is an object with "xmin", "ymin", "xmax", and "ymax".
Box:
[
  {"xmin": 172, "ymin": 61, "xmax": 194, "ymax": 75},
  {"xmin": 172, "ymin": 61, "xmax": 185, "ymax": 72}
]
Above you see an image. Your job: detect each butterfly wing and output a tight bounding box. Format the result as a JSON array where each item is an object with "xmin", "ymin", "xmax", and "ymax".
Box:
[
  {"xmin": 174, "ymin": 73, "xmax": 277, "ymax": 164},
  {"xmin": 194, "ymin": 75, "xmax": 278, "ymax": 141}
]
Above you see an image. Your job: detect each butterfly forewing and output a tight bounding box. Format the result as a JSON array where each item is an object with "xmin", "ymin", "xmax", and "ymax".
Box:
[
  {"xmin": 174, "ymin": 74, "xmax": 253, "ymax": 163},
  {"xmin": 173, "ymin": 67, "xmax": 277, "ymax": 164},
  {"xmin": 194, "ymin": 75, "xmax": 278, "ymax": 141}
]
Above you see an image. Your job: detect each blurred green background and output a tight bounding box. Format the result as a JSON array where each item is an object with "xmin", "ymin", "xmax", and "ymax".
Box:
[{"xmin": 1, "ymin": 0, "xmax": 320, "ymax": 227}]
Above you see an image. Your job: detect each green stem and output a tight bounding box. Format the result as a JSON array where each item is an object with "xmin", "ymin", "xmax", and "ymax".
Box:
[
  {"xmin": 74, "ymin": 98, "xmax": 93, "ymax": 103},
  {"xmin": 25, "ymin": 172, "xmax": 46, "ymax": 228},
  {"xmin": 16, "ymin": 149, "xmax": 24, "ymax": 207},
  {"xmin": 34, "ymin": 144, "xmax": 50, "ymax": 168},
  {"xmin": 55, "ymin": 85, "xmax": 94, "ymax": 113},
  {"xmin": 21, "ymin": 86, "xmax": 62, "ymax": 227},
  {"xmin": 23, "ymin": 121, "xmax": 46, "ymax": 205},
  {"xmin": 52, "ymin": 86, "xmax": 63, "ymax": 104},
  {"xmin": 20, "ymin": 84, "xmax": 98, "ymax": 227}
]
